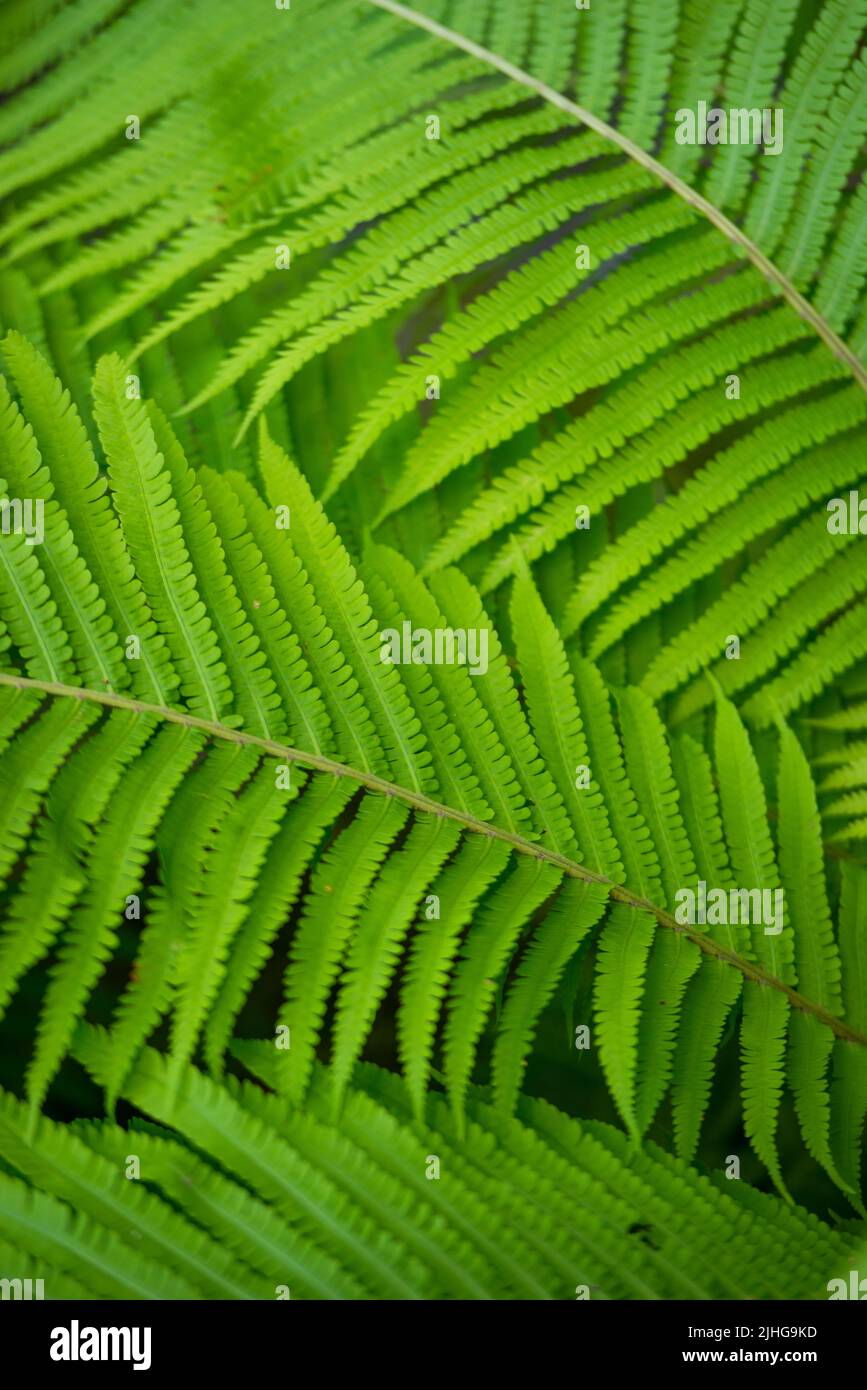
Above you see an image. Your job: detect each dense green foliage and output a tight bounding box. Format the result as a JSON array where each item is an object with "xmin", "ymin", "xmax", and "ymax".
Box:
[{"xmin": 0, "ymin": 0, "xmax": 865, "ymax": 1299}]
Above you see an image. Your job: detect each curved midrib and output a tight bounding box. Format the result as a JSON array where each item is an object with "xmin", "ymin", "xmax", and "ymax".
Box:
[
  {"xmin": 365, "ymin": 0, "xmax": 867, "ymax": 398},
  {"xmin": 3, "ymin": 670, "xmax": 865, "ymax": 1049}
]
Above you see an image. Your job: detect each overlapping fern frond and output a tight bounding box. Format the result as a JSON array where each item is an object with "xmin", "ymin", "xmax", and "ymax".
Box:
[
  {"xmin": 0, "ymin": 343, "xmax": 865, "ymax": 1209},
  {"xmin": 1, "ymin": 0, "xmax": 866, "ymax": 728},
  {"xmin": 1, "ymin": 0, "xmax": 867, "ymax": 1301},
  {"xmin": 0, "ymin": 1032, "xmax": 857, "ymax": 1301}
]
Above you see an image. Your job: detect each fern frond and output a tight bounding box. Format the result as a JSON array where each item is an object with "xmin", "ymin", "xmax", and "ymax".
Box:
[
  {"xmin": 14, "ymin": 1029, "xmax": 841, "ymax": 1301},
  {"xmin": 3, "ymin": 0, "xmax": 867, "ymax": 1267},
  {"xmin": 0, "ymin": 384, "xmax": 863, "ymax": 1186}
]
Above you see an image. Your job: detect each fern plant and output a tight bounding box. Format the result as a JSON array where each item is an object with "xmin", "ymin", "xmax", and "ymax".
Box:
[
  {"xmin": 0, "ymin": 1032, "xmax": 859, "ymax": 1301},
  {"xmin": 2, "ymin": 0, "xmax": 866, "ymax": 730},
  {"xmin": 1, "ymin": 341, "xmax": 865, "ymax": 1193},
  {"xmin": 0, "ymin": 0, "xmax": 866, "ymax": 1301}
]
